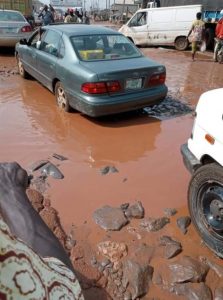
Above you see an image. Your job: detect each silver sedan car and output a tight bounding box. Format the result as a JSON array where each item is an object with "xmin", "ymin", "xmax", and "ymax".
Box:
[
  {"xmin": 0, "ymin": 9, "xmax": 32, "ymax": 47},
  {"xmin": 15, "ymin": 24, "xmax": 167, "ymax": 117}
]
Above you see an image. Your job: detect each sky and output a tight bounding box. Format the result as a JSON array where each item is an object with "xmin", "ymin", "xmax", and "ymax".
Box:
[{"xmin": 41, "ymin": 0, "xmax": 108, "ymax": 9}]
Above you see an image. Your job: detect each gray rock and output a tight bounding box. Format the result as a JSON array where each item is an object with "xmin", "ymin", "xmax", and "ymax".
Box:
[
  {"xmin": 159, "ymin": 235, "xmax": 180, "ymax": 246},
  {"xmin": 159, "ymin": 236, "xmax": 182, "ymax": 259},
  {"xmin": 164, "ymin": 243, "xmax": 182, "ymax": 259},
  {"xmin": 122, "ymin": 259, "xmax": 154, "ymax": 299},
  {"xmin": 177, "ymin": 216, "xmax": 191, "ymax": 234},
  {"xmin": 100, "ymin": 166, "xmax": 110, "ymax": 175},
  {"xmin": 100, "ymin": 166, "xmax": 119, "ymax": 175},
  {"xmin": 168, "ymin": 256, "xmax": 209, "ymax": 284},
  {"xmin": 120, "ymin": 203, "xmax": 130, "ymax": 212},
  {"xmin": 164, "ymin": 208, "xmax": 177, "ymax": 217},
  {"xmin": 174, "ymin": 282, "xmax": 212, "ymax": 300},
  {"xmin": 40, "ymin": 162, "xmax": 64, "ymax": 179},
  {"xmin": 125, "ymin": 201, "xmax": 145, "ymax": 219},
  {"xmin": 140, "ymin": 217, "xmax": 170, "ymax": 232},
  {"xmin": 93, "ymin": 206, "xmax": 128, "ymax": 231}
]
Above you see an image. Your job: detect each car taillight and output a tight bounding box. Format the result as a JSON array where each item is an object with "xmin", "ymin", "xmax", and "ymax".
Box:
[
  {"xmin": 148, "ymin": 73, "xmax": 166, "ymax": 86},
  {"xmin": 81, "ymin": 81, "xmax": 121, "ymax": 94},
  {"xmin": 21, "ymin": 25, "xmax": 32, "ymax": 33}
]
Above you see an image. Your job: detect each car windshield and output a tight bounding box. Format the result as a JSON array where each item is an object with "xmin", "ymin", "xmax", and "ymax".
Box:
[
  {"xmin": 0, "ymin": 11, "xmax": 25, "ymax": 22},
  {"xmin": 70, "ymin": 34, "xmax": 142, "ymax": 61}
]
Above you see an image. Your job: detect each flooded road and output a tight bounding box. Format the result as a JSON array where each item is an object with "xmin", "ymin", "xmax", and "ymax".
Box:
[{"xmin": 0, "ymin": 48, "xmax": 222, "ymax": 230}]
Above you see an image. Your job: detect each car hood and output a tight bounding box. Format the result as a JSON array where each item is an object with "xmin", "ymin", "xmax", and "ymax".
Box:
[{"xmin": 79, "ymin": 56, "xmax": 165, "ymax": 81}]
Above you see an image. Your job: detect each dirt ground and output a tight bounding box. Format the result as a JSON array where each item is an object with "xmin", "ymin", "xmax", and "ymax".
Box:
[{"xmin": 0, "ymin": 41, "xmax": 223, "ymax": 299}]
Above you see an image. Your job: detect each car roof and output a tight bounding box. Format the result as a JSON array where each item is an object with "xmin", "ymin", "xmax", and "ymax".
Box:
[
  {"xmin": 44, "ymin": 24, "xmax": 122, "ymax": 36},
  {"xmin": 0, "ymin": 9, "xmax": 23, "ymax": 14}
]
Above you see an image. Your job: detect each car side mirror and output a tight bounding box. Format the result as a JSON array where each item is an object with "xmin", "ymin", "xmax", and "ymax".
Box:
[{"xmin": 20, "ymin": 38, "xmax": 28, "ymax": 45}]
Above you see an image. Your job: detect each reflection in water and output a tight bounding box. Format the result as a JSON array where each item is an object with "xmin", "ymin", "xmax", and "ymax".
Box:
[{"xmin": 20, "ymin": 79, "xmax": 161, "ymax": 167}]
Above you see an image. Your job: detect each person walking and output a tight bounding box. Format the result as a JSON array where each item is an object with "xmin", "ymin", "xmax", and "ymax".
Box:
[
  {"xmin": 64, "ymin": 9, "xmax": 78, "ymax": 23},
  {"xmin": 187, "ymin": 12, "xmax": 205, "ymax": 61},
  {"xmin": 38, "ymin": 4, "xmax": 54, "ymax": 26},
  {"xmin": 214, "ymin": 10, "xmax": 223, "ymax": 61}
]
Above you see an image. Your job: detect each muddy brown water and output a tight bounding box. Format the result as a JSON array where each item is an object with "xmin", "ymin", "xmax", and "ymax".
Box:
[{"xmin": 1, "ymin": 47, "xmax": 223, "ymax": 299}]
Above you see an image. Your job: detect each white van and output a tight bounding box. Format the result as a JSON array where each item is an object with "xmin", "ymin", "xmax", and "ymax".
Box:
[
  {"xmin": 119, "ymin": 5, "xmax": 202, "ymax": 50},
  {"xmin": 181, "ymin": 88, "xmax": 223, "ymax": 258}
]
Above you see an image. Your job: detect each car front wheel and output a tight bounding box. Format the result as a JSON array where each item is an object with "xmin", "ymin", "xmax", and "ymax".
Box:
[
  {"xmin": 17, "ymin": 55, "xmax": 29, "ymax": 79},
  {"xmin": 175, "ymin": 37, "xmax": 188, "ymax": 51},
  {"xmin": 188, "ymin": 163, "xmax": 223, "ymax": 257},
  {"xmin": 55, "ymin": 82, "xmax": 70, "ymax": 112}
]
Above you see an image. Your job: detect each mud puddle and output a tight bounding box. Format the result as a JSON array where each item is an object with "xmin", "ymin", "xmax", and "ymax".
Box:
[{"xmin": 0, "ymin": 48, "xmax": 222, "ymax": 230}]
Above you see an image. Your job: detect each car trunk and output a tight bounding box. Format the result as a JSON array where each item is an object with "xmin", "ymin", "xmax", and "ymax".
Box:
[
  {"xmin": 80, "ymin": 57, "xmax": 164, "ymax": 95},
  {"xmin": 0, "ymin": 21, "xmax": 25, "ymax": 34}
]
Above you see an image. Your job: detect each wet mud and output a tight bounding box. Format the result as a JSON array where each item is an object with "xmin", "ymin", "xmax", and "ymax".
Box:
[{"xmin": 1, "ymin": 45, "xmax": 223, "ymax": 299}]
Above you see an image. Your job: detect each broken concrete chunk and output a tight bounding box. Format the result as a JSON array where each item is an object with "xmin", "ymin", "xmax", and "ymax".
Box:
[
  {"xmin": 140, "ymin": 217, "xmax": 170, "ymax": 232},
  {"xmin": 40, "ymin": 162, "xmax": 64, "ymax": 179},
  {"xmin": 177, "ymin": 216, "xmax": 191, "ymax": 234},
  {"xmin": 122, "ymin": 258, "xmax": 153, "ymax": 299},
  {"xmin": 97, "ymin": 241, "xmax": 128, "ymax": 263},
  {"xmin": 100, "ymin": 166, "xmax": 119, "ymax": 175},
  {"xmin": 93, "ymin": 205, "xmax": 128, "ymax": 231},
  {"xmin": 125, "ymin": 201, "xmax": 145, "ymax": 219},
  {"xmin": 164, "ymin": 208, "xmax": 178, "ymax": 217}
]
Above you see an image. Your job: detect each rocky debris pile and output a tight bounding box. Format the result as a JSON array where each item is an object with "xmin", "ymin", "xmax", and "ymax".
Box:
[
  {"xmin": 143, "ymin": 94, "xmax": 193, "ymax": 120},
  {"xmin": 26, "ymin": 174, "xmax": 223, "ymax": 300},
  {"xmin": 0, "ymin": 66, "xmax": 18, "ymax": 80},
  {"xmin": 88, "ymin": 203, "xmax": 223, "ymax": 300}
]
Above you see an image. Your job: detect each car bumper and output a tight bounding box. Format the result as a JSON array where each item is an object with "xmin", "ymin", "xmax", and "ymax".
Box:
[
  {"xmin": 0, "ymin": 34, "xmax": 31, "ymax": 47},
  {"xmin": 181, "ymin": 143, "xmax": 201, "ymax": 174},
  {"xmin": 68, "ymin": 85, "xmax": 168, "ymax": 117}
]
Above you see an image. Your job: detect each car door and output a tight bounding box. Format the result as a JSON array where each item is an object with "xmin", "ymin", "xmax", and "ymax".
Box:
[
  {"xmin": 35, "ymin": 29, "xmax": 62, "ymax": 90},
  {"xmin": 22, "ymin": 29, "xmax": 45, "ymax": 78},
  {"xmin": 127, "ymin": 11, "xmax": 150, "ymax": 45}
]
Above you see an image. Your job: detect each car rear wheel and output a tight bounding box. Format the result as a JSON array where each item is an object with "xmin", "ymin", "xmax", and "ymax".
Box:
[
  {"xmin": 175, "ymin": 37, "xmax": 188, "ymax": 51},
  {"xmin": 188, "ymin": 163, "xmax": 223, "ymax": 257},
  {"xmin": 17, "ymin": 55, "xmax": 29, "ymax": 79},
  {"xmin": 55, "ymin": 82, "xmax": 70, "ymax": 112}
]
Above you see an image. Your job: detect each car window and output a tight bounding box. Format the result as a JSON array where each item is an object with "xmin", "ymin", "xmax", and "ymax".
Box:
[
  {"xmin": 128, "ymin": 12, "xmax": 147, "ymax": 27},
  {"xmin": 70, "ymin": 34, "xmax": 142, "ymax": 61},
  {"xmin": 0, "ymin": 11, "xmax": 25, "ymax": 22},
  {"xmin": 40, "ymin": 30, "xmax": 61, "ymax": 57},
  {"xmin": 29, "ymin": 29, "xmax": 46, "ymax": 48}
]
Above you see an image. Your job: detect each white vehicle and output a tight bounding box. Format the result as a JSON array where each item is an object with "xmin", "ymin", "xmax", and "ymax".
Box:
[
  {"xmin": 181, "ymin": 88, "xmax": 223, "ymax": 257},
  {"xmin": 119, "ymin": 4, "xmax": 202, "ymax": 50}
]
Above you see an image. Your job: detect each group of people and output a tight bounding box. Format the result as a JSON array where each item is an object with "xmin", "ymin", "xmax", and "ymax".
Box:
[
  {"xmin": 188, "ymin": 10, "xmax": 223, "ymax": 61},
  {"xmin": 38, "ymin": 4, "xmax": 90, "ymax": 26}
]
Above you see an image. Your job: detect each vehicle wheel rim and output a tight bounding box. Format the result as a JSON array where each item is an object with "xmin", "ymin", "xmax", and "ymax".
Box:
[
  {"xmin": 18, "ymin": 58, "xmax": 24, "ymax": 76},
  {"xmin": 199, "ymin": 184, "xmax": 223, "ymax": 233},
  {"xmin": 57, "ymin": 86, "xmax": 67, "ymax": 109}
]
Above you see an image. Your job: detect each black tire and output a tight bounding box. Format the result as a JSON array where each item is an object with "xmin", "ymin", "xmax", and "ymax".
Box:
[
  {"xmin": 17, "ymin": 55, "xmax": 29, "ymax": 79},
  {"xmin": 205, "ymin": 27, "xmax": 215, "ymax": 49},
  {"xmin": 55, "ymin": 81, "xmax": 70, "ymax": 112},
  {"xmin": 175, "ymin": 37, "xmax": 188, "ymax": 51},
  {"xmin": 188, "ymin": 163, "xmax": 223, "ymax": 257}
]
